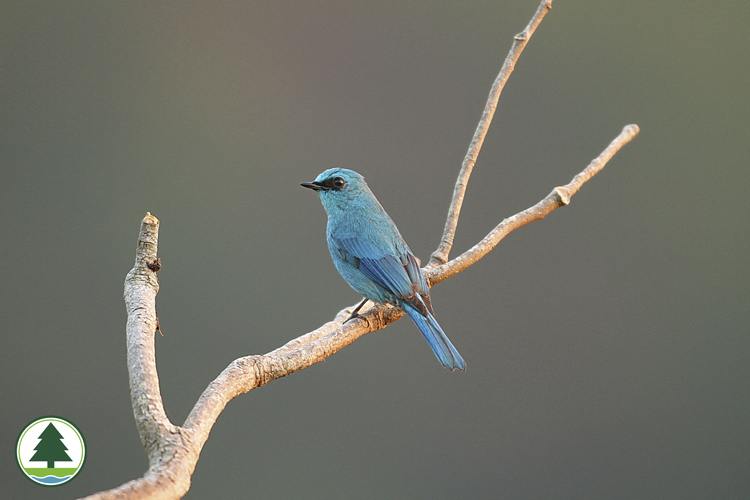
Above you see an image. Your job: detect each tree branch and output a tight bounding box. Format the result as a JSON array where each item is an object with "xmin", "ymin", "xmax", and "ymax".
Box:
[
  {"xmin": 428, "ymin": 124, "xmax": 640, "ymax": 286},
  {"xmin": 122, "ymin": 214, "xmax": 176, "ymax": 461},
  {"xmin": 79, "ymin": 1, "xmax": 639, "ymax": 498},
  {"xmin": 428, "ymin": 0, "xmax": 554, "ymax": 268}
]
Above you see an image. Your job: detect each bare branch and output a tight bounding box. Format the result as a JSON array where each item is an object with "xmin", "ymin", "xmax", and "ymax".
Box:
[
  {"xmin": 83, "ymin": 122, "xmax": 637, "ymax": 500},
  {"xmin": 427, "ymin": 124, "xmax": 641, "ymax": 286},
  {"xmin": 80, "ymin": 3, "xmax": 641, "ymax": 498},
  {"xmin": 122, "ymin": 214, "xmax": 177, "ymax": 460},
  {"xmin": 82, "ymin": 213, "xmax": 193, "ymax": 500},
  {"xmin": 182, "ymin": 304, "xmax": 403, "ymax": 448},
  {"xmin": 429, "ymin": 0, "xmax": 554, "ymax": 268},
  {"xmin": 183, "ymin": 124, "xmax": 642, "ymax": 442}
]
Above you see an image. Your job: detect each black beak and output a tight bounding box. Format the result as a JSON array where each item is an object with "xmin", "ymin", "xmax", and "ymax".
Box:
[{"xmin": 300, "ymin": 181, "xmax": 329, "ymax": 191}]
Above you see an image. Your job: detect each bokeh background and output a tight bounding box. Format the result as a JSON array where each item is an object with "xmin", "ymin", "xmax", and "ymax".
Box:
[{"xmin": 2, "ymin": 1, "xmax": 748, "ymax": 499}]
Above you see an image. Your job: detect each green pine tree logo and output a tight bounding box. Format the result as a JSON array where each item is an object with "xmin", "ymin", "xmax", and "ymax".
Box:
[
  {"xmin": 30, "ymin": 423, "xmax": 72, "ymax": 468},
  {"xmin": 16, "ymin": 416, "xmax": 86, "ymax": 486}
]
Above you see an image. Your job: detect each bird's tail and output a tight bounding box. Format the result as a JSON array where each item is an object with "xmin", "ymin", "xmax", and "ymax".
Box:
[{"xmin": 403, "ymin": 303, "xmax": 466, "ymax": 371}]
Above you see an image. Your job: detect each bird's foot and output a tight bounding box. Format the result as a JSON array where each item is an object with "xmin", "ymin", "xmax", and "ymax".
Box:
[{"xmin": 345, "ymin": 297, "xmax": 370, "ymax": 322}]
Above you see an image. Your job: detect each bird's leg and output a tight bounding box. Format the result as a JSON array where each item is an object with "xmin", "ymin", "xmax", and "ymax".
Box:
[{"xmin": 346, "ymin": 297, "xmax": 370, "ymax": 322}]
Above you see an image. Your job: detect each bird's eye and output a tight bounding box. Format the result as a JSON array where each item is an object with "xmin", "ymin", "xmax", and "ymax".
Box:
[{"xmin": 333, "ymin": 177, "xmax": 345, "ymax": 188}]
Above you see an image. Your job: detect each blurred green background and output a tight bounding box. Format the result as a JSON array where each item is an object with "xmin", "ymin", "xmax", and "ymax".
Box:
[{"xmin": 2, "ymin": 1, "xmax": 748, "ymax": 498}]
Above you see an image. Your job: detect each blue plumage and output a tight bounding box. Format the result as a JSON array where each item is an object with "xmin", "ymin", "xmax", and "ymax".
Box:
[{"xmin": 301, "ymin": 168, "xmax": 466, "ymax": 371}]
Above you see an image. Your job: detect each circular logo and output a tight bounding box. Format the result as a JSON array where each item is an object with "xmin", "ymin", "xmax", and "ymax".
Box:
[{"xmin": 16, "ymin": 416, "xmax": 86, "ymax": 486}]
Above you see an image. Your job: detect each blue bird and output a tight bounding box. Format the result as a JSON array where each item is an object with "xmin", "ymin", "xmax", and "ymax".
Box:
[{"xmin": 301, "ymin": 168, "xmax": 466, "ymax": 371}]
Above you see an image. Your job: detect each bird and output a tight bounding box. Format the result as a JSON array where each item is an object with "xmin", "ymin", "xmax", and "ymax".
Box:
[{"xmin": 301, "ymin": 168, "xmax": 466, "ymax": 371}]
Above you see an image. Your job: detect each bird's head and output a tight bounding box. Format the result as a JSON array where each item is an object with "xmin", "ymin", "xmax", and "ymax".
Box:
[{"xmin": 301, "ymin": 168, "xmax": 371, "ymax": 211}]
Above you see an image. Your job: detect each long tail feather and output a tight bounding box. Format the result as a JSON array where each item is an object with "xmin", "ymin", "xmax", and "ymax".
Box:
[{"xmin": 402, "ymin": 303, "xmax": 466, "ymax": 371}]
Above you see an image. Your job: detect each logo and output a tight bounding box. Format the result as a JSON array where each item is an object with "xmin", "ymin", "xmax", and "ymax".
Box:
[{"xmin": 16, "ymin": 416, "xmax": 86, "ymax": 486}]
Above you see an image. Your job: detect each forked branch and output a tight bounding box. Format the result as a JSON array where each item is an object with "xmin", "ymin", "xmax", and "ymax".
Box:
[
  {"xmin": 428, "ymin": 124, "xmax": 640, "ymax": 286},
  {"xmin": 79, "ymin": 0, "xmax": 640, "ymax": 498},
  {"xmin": 428, "ymin": 0, "xmax": 553, "ymax": 268}
]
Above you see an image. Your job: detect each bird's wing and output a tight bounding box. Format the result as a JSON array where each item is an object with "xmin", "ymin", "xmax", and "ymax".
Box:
[{"xmin": 337, "ymin": 236, "xmax": 433, "ymax": 316}]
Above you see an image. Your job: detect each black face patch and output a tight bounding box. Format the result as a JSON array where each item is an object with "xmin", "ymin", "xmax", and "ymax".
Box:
[
  {"xmin": 301, "ymin": 177, "xmax": 343, "ymax": 191},
  {"xmin": 318, "ymin": 176, "xmax": 346, "ymax": 191}
]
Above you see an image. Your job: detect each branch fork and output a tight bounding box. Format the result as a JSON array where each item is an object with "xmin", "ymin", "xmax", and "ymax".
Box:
[{"xmin": 81, "ymin": 1, "xmax": 639, "ymax": 497}]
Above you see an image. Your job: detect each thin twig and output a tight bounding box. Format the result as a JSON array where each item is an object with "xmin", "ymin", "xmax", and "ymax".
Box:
[
  {"xmin": 428, "ymin": 0, "xmax": 554, "ymax": 268},
  {"xmin": 427, "ymin": 124, "xmax": 640, "ymax": 285}
]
